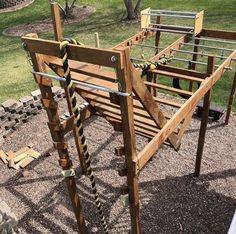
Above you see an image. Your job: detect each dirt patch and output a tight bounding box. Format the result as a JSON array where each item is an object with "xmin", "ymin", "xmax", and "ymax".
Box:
[
  {"xmin": 3, "ymin": 5, "xmax": 96, "ymax": 37},
  {"xmin": 0, "ymin": 0, "xmax": 34, "ymax": 14},
  {"xmin": 0, "ymin": 95, "xmax": 236, "ymax": 233}
]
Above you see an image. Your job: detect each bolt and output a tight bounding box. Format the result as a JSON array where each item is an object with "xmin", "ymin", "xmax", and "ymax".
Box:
[{"xmin": 111, "ymin": 56, "xmax": 117, "ymax": 63}]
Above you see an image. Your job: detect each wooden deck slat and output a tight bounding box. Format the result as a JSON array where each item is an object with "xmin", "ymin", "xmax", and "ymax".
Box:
[
  {"xmin": 144, "ymin": 81, "xmax": 194, "ymax": 96},
  {"xmin": 151, "ymin": 69, "xmax": 204, "ymax": 83}
]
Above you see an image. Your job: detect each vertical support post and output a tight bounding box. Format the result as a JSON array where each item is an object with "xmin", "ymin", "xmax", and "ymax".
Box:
[
  {"xmin": 116, "ymin": 48, "xmax": 141, "ymax": 233},
  {"xmin": 194, "ymin": 55, "xmax": 215, "ymax": 177},
  {"xmin": 154, "ymin": 16, "xmax": 161, "ymax": 55},
  {"xmin": 146, "ymin": 72, "xmax": 156, "ymax": 96},
  {"xmin": 189, "ymin": 35, "xmax": 200, "ymax": 91},
  {"xmin": 51, "ymin": 2, "xmax": 63, "ymax": 41},
  {"xmin": 225, "ymin": 71, "xmax": 236, "ymax": 125},
  {"xmin": 50, "ymin": 2, "xmax": 87, "ymax": 174},
  {"xmin": 27, "ymin": 34, "xmax": 87, "ymax": 233}
]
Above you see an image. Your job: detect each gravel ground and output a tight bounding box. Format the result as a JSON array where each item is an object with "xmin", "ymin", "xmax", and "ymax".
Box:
[{"xmin": 0, "ymin": 98, "xmax": 236, "ymax": 233}]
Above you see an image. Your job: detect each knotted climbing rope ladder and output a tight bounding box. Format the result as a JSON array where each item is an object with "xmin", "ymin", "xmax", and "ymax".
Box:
[{"xmin": 60, "ymin": 39, "xmax": 109, "ymax": 233}]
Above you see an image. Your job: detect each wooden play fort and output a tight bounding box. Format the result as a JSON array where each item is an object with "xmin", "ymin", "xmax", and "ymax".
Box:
[{"xmin": 21, "ymin": 3, "xmax": 236, "ymax": 233}]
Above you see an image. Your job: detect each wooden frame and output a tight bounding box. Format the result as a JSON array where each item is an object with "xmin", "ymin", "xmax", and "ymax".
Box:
[{"xmin": 21, "ymin": 3, "xmax": 236, "ymax": 233}]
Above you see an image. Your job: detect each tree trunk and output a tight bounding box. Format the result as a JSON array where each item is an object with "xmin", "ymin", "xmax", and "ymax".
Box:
[
  {"xmin": 134, "ymin": 0, "xmax": 142, "ymax": 15},
  {"xmin": 123, "ymin": 0, "xmax": 137, "ymax": 20}
]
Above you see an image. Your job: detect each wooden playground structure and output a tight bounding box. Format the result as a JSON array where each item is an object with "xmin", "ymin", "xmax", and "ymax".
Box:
[{"xmin": 21, "ymin": 3, "xmax": 236, "ymax": 233}]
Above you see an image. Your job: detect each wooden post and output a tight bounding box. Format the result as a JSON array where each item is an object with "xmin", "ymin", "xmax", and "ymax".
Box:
[
  {"xmin": 51, "ymin": 2, "xmax": 63, "ymax": 41},
  {"xmin": 189, "ymin": 36, "xmax": 200, "ymax": 91},
  {"xmin": 50, "ymin": 2, "xmax": 87, "ymax": 174},
  {"xmin": 194, "ymin": 55, "xmax": 215, "ymax": 177},
  {"xmin": 225, "ymin": 71, "xmax": 236, "ymax": 125},
  {"xmin": 116, "ymin": 48, "xmax": 141, "ymax": 233},
  {"xmin": 27, "ymin": 34, "xmax": 87, "ymax": 233},
  {"xmin": 155, "ymin": 16, "xmax": 161, "ymax": 55}
]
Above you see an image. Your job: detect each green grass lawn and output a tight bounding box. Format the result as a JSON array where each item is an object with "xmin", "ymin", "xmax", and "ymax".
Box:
[{"xmin": 0, "ymin": 0, "xmax": 236, "ymax": 110}]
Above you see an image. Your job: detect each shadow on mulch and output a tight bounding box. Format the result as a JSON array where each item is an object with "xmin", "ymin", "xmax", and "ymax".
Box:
[{"xmin": 1, "ymin": 142, "xmax": 235, "ymax": 234}]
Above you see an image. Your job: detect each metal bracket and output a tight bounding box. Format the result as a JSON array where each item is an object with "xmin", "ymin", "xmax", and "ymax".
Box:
[{"xmin": 61, "ymin": 168, "xmax": 75, "ymax": 177}]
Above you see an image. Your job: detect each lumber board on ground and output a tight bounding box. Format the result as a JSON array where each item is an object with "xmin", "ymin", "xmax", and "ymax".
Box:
[{"xmin": 0, "ymin": 150, "xmax": 8, "ymax": 164}]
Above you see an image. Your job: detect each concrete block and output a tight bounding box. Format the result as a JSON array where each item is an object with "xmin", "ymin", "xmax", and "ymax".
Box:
[
  {"xmin": 31, "ymin": 89, "xmax": 42, "ymax": 100},
  {"xmin": 19, "ymin": 95, "xmax": 34, "ymax": 107},
  {"xmin": 0, "ymin": 107, "xmax": 5, "ymax": 116},
  {"xmin": 1, "ymin": 99, "xmax": 17, "ymax": 112}
]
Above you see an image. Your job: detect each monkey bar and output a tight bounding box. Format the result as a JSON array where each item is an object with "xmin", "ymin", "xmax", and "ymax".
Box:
[{"xmin": 21, "ymin": 3, "xmax": 236, "ymax": 233}]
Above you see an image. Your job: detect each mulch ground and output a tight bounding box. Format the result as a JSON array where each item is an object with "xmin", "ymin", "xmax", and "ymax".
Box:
[
  {"xmin": 3, "ymin": 6, "xmax": 96, "ymax": 37},
  {"xmin": 0, "ymin": 98, "xmax": 236, "ymax": 233}
]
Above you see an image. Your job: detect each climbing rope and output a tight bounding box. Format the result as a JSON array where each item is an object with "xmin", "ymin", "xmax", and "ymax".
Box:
[
  {"xmin": 132, "ymin": 55, "xmax": 173, "ymax": 74},
  {"xmin": 59, "ymin": 38, "xmax": 108, "ymax": 233}
]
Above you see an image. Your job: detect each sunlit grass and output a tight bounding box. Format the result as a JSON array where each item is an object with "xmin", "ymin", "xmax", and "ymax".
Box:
[{"xmin": 0, "ymin": 0, "xmax": 235, "ymax": 110}]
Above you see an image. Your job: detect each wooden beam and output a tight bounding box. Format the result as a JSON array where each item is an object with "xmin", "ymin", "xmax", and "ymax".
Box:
[
  {"xmin": 225, "ymin": 71, "xmax": 236, "ymax": 125},
  {"xmin": 155, "ymin": 64, "xmax": 207, "ymax": 79},
  {"xmin": 112, "ymin": 29, "xmax": 155, "ymax": 49},
  {"xmin": 22, "ymin": 36, "xmax": 123, "ymax": 69},
  {"xmin": 151, "ymin": 69, "xmax": 204, "ymax": 83},
  {"xmin": 116, "ymin": 48, "xmax": 141, "ymax": 233},
  {"xmin": 28, "ymin": 34, "xmax": 87, "ymax": 233},
  {"xmin": 62, "ymin": 105, "xmax": 95, "ymax": 135},
  {"xmin": 50, "ymin": 2, "xmax": 63, "ymax": 41},
  {"xmin": 144, "ymin": 81, "xmax": 194, "ymax": 97},
  {"xmin": 194, "ymin": 55, "xmax": 216, "ymax": 177},
  {"xmin": 194, "ymin": 11, "xmax": 204, "ymax": 35},
  {"xmin": 201, "ymin": 29, "xmax": 236, "ymax": 41},
  {"xmin": 150, "ymin": 35, "xmax": 190, "ymax": 62},
  {"xmin": 132, "ymin": 69, "xmax": 180, "ymax": 150}
]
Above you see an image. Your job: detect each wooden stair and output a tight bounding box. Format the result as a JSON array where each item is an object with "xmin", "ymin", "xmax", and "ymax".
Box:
[{"xmin": 44, "ymin": 56, "xmax": 190, "ymax": 140}]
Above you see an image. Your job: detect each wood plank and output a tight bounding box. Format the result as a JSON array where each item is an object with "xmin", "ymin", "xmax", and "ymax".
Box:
[
  {"xmin": 0, "ymin": 150, "xmax": 8, "ymax": 164},
  {"xmin": 144, "ymin": 81, "xmax": 194, "ymax": 97},
  {"xmin": 113, "ymin": 29, "xmax": 155, "ymax": 49},
  {"xmin": 132, "ymin": 69, "xmax": 180, "ymax": 150},
  {"xmin": 6, "ymin": 151, "xmax": 15, "ymax": 160},
  {"xmin": 194, "ymin": 55, "xmax": 215, "ymax": 177},
  {"xmin": 44, "ymin": 56, "xmax": 117, "ymax": 83},
  {"xmin": 22, "ymin": 36, "xmax": 123, "ymax": 69},
  {"xmin": 155, "ymin": 64, "xmax": 207, "ymax": 79},
  {"xmin": 150, "ymin": 35, "xmax": 190, "ymax": 62},
  {"xmin": 13, "ymin": 152, "xmax": 29, "ymax": 163},
  {"xmin": 151, "ymin": 69, "xmax": 204, "ymax": 83},
  {"xmin": 201, "ymin": 29, "xmax": 236, "ymax": 41},
  {"xmin": 194, "ymin": 11, "xmax": 204, "ymax": 35},
  {"xmin": 50, "ymin": 2, "xmax": 63, "ymax": 41},
  {"xmin": 27, "ymin": 149, "xmax": 41, "ymax": 159},
  {"xmin": 27, "ymin": 33, "xmax": 87, "ymax": 233},
  {"xmin": 225, "ymin": 71, "xmax": 236, "ymax": 124},
  {"xmin": 141, "ymin": 8, "xmax": 151, "ymax": 29},
  {"xmin": 19, "ymin": 156, "xmax": 35, "ymax": 168},
  {"xmin": 62, "ymin": 105, "xmax": 95, "ymax": 135},
  {"xmin": 115, "ymin": 48, "xmax": 141, "ymax": 233}
]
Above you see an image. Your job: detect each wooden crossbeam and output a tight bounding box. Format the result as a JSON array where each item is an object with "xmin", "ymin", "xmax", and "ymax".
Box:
[{"xmin": 22, "ymin": 36, "xmax": 123, "ymax": 69}]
